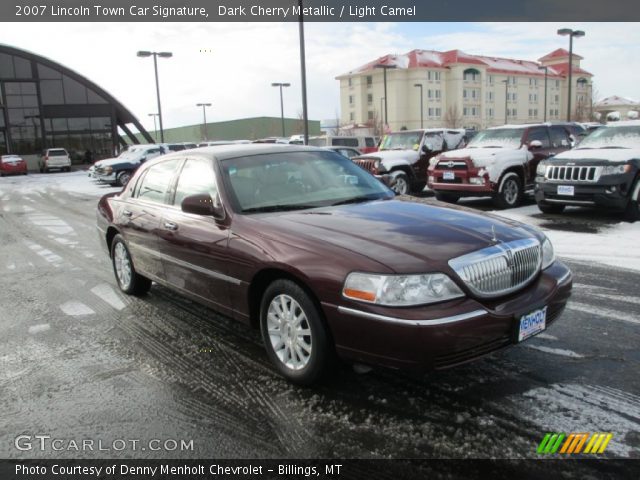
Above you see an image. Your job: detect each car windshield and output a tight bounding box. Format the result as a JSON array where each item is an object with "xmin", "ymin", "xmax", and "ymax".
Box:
[
  {"xmin": 222, "ymin": 150, "xmax": 393, "ymax": 213},
  {"xmin": 467, "ymin": 128, "xmax": 524, "ymax": 148},
  {"xmin": 380, "ymin": 132, "xmax": 423, "ymax": 150},
  {"xmin": 575, "ymin": 126, "xmax": 640, "ymax": 149}
]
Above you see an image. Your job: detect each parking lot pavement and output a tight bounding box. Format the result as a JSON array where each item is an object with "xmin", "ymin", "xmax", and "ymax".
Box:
[{"xmin": 0, "ymin": 172, "xmax": 639, "ymax": 461}]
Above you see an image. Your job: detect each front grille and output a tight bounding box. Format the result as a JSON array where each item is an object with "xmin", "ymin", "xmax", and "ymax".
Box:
[
  {"xmin": 449, "ymin": 238, "xmax": 541, "ymax": 298},
  {"xmin": 545, "ymin": 165, "xmax": 601, "ymax": 182},
  {"xmin": 437, "ymin": 161, "xmax": 468, "ymax": 171},
  {"xmin": 352, "ymin": 158, "xmax": 377, "ymax": 174}
]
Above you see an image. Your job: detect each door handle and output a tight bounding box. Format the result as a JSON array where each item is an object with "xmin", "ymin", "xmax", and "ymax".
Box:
[
  {"xmin": 163, "ymin": 222, "xmax": 178, "ymax": 231},
  {"xmin": 122, "ymin": 210, "xmax": 132, "ymax": 217}
]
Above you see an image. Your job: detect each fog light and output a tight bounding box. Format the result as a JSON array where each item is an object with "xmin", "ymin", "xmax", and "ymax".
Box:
[
  {"xmin": 605, "ymin": 186, "xmax": 617, "ymax": 194},
  {"xmin": 469, "ymin": 177, "xmax": 484, "ymax": 185}
]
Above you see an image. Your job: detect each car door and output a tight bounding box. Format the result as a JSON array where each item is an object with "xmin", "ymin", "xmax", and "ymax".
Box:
[
  {"xmin": 523, "ymin": 127, "xmax": 553, "ymax": 184},
  {"xmin": 117, "ymin": 158, "xmax": 183, "ymax": 280},
  {"xmin": 156, "ymin": 157, "xmax": 233, "ymax": 315}
]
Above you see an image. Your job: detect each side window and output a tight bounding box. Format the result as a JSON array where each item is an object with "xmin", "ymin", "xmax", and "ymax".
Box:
[
  {"xmin": 365, "ymin": 137, "xmax": 375, "ymax": 147},
  {"xmin": 173, "ymin": 158, "xmax": 217, "ymax": 207},
  {"xmin": 550, "ymin": 127, "xmax": 572, "ymax": 148},
  {"xmin": 526, "ymin": 128, "xmax": 551, "ymax": 148},
  {"xmin": 135, "ymin": 159, "xmax": 181, "ymax": 204}
]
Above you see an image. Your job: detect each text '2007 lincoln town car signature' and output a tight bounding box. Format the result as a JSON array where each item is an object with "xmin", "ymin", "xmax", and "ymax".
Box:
[{"xmin": 96, "ymin": 144, "xmax": 572, "ymax": 384}]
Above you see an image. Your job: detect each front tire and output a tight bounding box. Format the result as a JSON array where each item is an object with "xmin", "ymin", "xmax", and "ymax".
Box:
[
  {"xmin": 116, "ymin": 170, "xmax": 132, "ymax": 187},
  {"xmin": 260, "ymin": 279, "xmax": 331, "ymax": 385},
  {"xmin": 624, "ymin": 178, "xmax": 640, "ymax": 222},
  {"xmin": 391, "ymin": 172, "xmax": 410, "ymax": 195},
  {"xmin": 111, "ymin": 234, "xmax": 152, "ymax": 296},
  {"xmin": 493, "ymin": 173, "xmax": 523, "ymax": 209}
]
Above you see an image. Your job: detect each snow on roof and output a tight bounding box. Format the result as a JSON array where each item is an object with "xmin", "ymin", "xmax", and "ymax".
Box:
[
  {"xmin": 538, "ymin": 48, "xmax": 583, "ymax": 62},
  {"xmin": 605, "ymin": 119, "xmax": 640, "ymax": 126},
  {"xmin": 342, "ymin": 48, "xmax": 590, "ymax": 78},
  {"xmin": 595, "ymin": 95, "xmax": 640, "ymax": 107}
]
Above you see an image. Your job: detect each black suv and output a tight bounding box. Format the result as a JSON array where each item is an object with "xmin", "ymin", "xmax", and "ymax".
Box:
[{"xmin": 535, "ymin": 121, "xmax": 640, "ymax": 221}]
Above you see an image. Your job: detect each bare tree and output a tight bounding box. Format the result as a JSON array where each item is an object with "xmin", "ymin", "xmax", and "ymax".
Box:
[{"xmin": 444, "ymin": 104, "xmax": 463, "ymax": 128}]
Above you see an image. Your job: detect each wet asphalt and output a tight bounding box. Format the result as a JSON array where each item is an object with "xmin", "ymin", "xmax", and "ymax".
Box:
[{"xmin": 0, "ymin": 173, "xmax": 638, "ymax": 463}]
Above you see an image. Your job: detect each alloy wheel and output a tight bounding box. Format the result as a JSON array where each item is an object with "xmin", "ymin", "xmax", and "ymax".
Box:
[
  {"xmin": 266, "ymin": 294, "xmax": 312, "ymax": 371},
  {"xmin": 113, "ymin": 242, "xmax": 132, "ymax": 290}
]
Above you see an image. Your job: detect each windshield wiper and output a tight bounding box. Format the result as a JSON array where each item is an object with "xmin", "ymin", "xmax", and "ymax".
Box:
[
  {"xmin": 331, "ymin": 196, "xmax": 378, "ymax": 206},
  {"xmin": 242, "ymin": 204, "xmax": 317, "ymax": 213}
]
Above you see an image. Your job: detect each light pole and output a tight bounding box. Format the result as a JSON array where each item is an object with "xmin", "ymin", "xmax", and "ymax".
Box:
[
  {"xmin": 538, "ymin": 65, "xmax": 549, "ymax": 122},
  {"xmin": 148, "ymin": 113, "xmax": 159, "ymax": 142},
  {"xmin": 271, "ymin": 83, "xmax": 290, "ymax": 137},
  {"xmin": 137, "ymin": 50, "xmax": 173, "ymax": 143},
  {"xmin": 414, "ymin": 84, "xmax": 424, "ymax": 128},
  {"xmin": 557, "ymin": 28, "xmax": 585, "ymax": 121},
  {"xmin": 374, "ymin": 64, "xmax": 396, "ymax": 129},
  {"xmin": 501, "ymin": 79, "xmax": 509, "ymax": 124},
  {"xmin": 380, "ymin": 97, "xmax": 385, "ymax": 135},
  {"xmin": 196, "ymin": 103, "xmax": 211, "ymax": 140},
  {"xmin": 298, "ymin": 0, "xmax": 309, "ymax": 145}
]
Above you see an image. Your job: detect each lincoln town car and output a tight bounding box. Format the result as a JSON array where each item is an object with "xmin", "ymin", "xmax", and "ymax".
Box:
[{"xmin": 96, "ymin": 144, "xmax": 572, "ymax": 384}]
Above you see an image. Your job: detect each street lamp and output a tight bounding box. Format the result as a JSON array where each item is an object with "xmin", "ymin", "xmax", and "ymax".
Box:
[
  {"xmin": 557, "ymin": 28, "xmax": 585, "ymax": 121},
  {"xmin": 196, "ymin": 103, "xmax": 212, "ymax": 140},
  {"xmin": 414, "ymin": 84, "xmax": 424, "ymax": 129},
  {"xmin": 137, "ymin": 50, "xmax": 173, "ymax": 143},
  {"xmin": 374, "ymin": 64, "xmax": 397, "ymax": 128},
  {"xmin": 380, "ymin": 97, "xmax": 385, "ymax": 134},
  {"xmin": 148, "ymin": 113, "xmax": 159, "ymax": 142},
  {"xmin": 271, "ymin": 82, "xmax": 290, "ymax": 137},
  {"xmin": 538, "ymin": 65, "xmax": 549, "ymax": 122},
  {"xmin": 501, "ymin": 79, "xmax": 509, "ymax": 124}
]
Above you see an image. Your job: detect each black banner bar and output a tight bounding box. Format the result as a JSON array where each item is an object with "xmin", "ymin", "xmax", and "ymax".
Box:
[{"xmin": 4, "ymin": 0, "xmax": 640, "ymax": 22}]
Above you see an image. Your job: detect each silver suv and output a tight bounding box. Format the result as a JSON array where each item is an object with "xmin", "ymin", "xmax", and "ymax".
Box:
[{"xmin": 39, "ymin": 148, "xmax": 71, "ymax": 173}]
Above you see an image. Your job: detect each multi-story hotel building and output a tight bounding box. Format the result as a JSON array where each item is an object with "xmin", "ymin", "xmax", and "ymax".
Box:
[{"xmin": 336, "ymin": 48, "xmax": 593, "ymax": 132}]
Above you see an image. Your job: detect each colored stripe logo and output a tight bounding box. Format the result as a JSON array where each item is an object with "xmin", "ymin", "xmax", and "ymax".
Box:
[{"xmin": 537, "ymin": 433, "xmax": 612, "ymax": 454}]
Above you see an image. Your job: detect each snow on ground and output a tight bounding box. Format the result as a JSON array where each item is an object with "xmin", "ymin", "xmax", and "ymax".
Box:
[
  {"xmin": 492, "ymin": 204, "xmax": 640, "ymax": 272},
  {"xmin": 0, "ymin": 171, "xmax": 120, "ymax": 198}
]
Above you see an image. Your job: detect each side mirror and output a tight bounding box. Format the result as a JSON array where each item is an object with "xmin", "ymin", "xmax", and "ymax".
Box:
[
  {"xmin": 422, "ymin": 143, "xmax": 433, "ymax": 153},
  {"xmin": 528, "ymin": 140, "xmax": 542, "ymax": 149},
  {"xmin": 181, "ymin": 193, "xmax": 225, "ymax": 220}
]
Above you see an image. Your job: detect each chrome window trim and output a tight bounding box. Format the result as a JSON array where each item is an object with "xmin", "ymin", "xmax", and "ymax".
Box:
[{"xmin": 337, "ymin": 306, "xmax": 487, "ymax": 326}]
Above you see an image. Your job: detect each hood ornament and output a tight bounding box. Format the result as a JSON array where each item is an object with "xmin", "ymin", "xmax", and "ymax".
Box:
[{"xmin": 490, "ymin": 225, "xmax": 499, "ymax": 243}]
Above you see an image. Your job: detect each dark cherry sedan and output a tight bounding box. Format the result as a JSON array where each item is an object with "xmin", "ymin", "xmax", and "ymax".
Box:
[{"xmin": 97, "ymin": 144, "xmax": 572, "ymax": 384}]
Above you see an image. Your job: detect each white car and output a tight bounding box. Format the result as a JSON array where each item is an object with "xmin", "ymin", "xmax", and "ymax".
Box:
[{"xmin": 39, "ymin": 148, "xmax": 71, "ymax": 173}]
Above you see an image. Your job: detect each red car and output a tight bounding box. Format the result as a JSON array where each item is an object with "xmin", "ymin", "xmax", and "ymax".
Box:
[
  {"xmin": 0, "ymin": 154, "xmax": 28, "ymax": 176},
  {"xmin": 96, "ymin": 145, "xmax": 572, "ymax": 384}
]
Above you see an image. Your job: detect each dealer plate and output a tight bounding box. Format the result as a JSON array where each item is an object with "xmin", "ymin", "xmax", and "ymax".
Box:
[
  {"xmin": 443, "ymin": 170, "xmax": 455, "ymax": 180},
  {"xmin": 557, "ymin": 185, "xmax": 575, "ymax": 196},
  {"xmin": 517, "ymin": 306, "xmax": 547, "ymax": 342}
]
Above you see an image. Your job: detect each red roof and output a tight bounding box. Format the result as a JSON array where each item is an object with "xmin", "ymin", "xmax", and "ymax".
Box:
[
  {"xmin": 550, "ymin": 62, "xmax": 592, "ymax": 77},
  {"xmin": 538, "ymin": 48, "xmax": 583, "ymax": 62},
  {"xmin": 342, "ymin": 49, "xmax": 591, "ymax": 78}
]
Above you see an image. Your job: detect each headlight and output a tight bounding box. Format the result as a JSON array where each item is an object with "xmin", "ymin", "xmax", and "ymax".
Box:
[
  {"xmin": 429, "ymin": 156, "xmax": 440, "ymax": 167},
  {"xmin": 103, "ymin": 166, "xmax": 113, "ymax": 174},
  {"xmin": 536, "ymin": 163, "xmax": 547, "ymax": 176},
  {"xmin": 343, "ymin": 272, "xmax": 464, "ymax": 306},
  {"xmin": 374, "ymin": 159, "xmax": 381, "ymax": 171},
  {"xmin": 601, "ymin": 164, "xmax": 631, "ymax": 176},
  {"xmin": 541, "ymin": 237, "xmax": 555, "ymax": 270}
]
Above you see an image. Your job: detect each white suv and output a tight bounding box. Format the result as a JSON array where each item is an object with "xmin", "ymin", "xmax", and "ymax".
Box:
[{"xmin": 39, "ymin": 148, "xmax": 71, "ymax": 173}]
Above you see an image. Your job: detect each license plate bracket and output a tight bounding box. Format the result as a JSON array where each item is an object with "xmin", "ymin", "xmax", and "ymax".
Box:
[
  {"xmin": 516, "ymin": 306, "xmax": 547, "ymax": 342},
  {"xmin": 557, "ymin": 185, "xmax": 575, "ymax": 196},
  {"xmin": 443, "ymin": 170, "xmax": 455, "ymax": 180}
]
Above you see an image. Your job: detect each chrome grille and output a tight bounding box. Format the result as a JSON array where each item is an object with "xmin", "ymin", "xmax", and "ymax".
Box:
[
  {"xmin": 437, "ymin": 161, "xmax": 468, "ymax": 170},
  {"xmin": 448, "ymin": 238, "xmax": 541, "ymax": 298},
  {"xmin": 545, "ymin": 165, "xmax": 601, "ymax": 182}
]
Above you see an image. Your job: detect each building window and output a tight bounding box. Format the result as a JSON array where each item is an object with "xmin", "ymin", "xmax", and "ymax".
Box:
[
  {"xmin": 529, "ymin": 78, "xmax": 538, "ymax": 87},
  {"xmin": 487, "ymin": 91, "xmax": 494, "ymax": 101},
  {"xmin": 463, "ymin": 68, "xmax": 480, "ymax": 82},
  {"xmin": 511, "ymin": 108, "xmax": 518, "ymax": 117},
  {"xmin": 510, "ymin": 76, "xmax": 517, "ymax": 85},
  {"xmin": 554, "ymin": 94, "xmax": 559, "ymax": 104},
  {"xmin": 488, "ymin": 75, "xmax": 494, "ymax": 85},
  {"xmin": 366, "ymin": 75, "xmax": 372, "ymax": 87},
  {"xmin": 348, "ymin": 77, "xmax": 352, "ymax": 87},
  {"xmin": 555, "ymin": 79, "xmax": 560, "ymax": 88},
  {"xmin": 349, "ymin": 112, "xmax": 354, "ymax": 121},
  {"xmin": 367, "ymin": 110, "xmax": 374, "ymax": 120},
  {"xmin": 428, "ymin": 89, "xmax": 441, "ymax": 100},
  {"xmin": 427, "ymin": 71, "xmax": 441, "ymax": 82},
  {"xmin": 348, "ymin": 95, "xmax": 354, "ymax": 105},
  {"xmin": 367, "ymin": 93, "xmax": 373, "ymax": 105},
  {"xmin": 428, "ymin": 107, "xmax": 442, "ymax": 118},
  {"xmin": 487, "ymin": 108, "xmax": 494, "ymax": 118}
]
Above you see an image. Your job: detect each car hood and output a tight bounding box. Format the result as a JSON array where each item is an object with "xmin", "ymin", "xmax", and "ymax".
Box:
[
  {"xmin": 358, "ymin": 149, "xmax": 420, "ymax": 162},
  {"xmin": 96, "ymin": 156, "xmax": 139, "ymax": 168},
  {"xmin": 253, "ymin": 200, "xmax": 541, "ymax": 273},
  {"xmin": 551, "ymin": 148, "xmax": 640, "ymax": 162},
  {"xmin": 438, "ymin": 147, "xmax": 521, "ymax": 167}
]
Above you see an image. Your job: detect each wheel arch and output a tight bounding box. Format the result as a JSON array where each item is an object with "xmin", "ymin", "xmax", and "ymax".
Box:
[{"xmin": 106, "ymin": 226, "xmax": 121, "ymax": 258}]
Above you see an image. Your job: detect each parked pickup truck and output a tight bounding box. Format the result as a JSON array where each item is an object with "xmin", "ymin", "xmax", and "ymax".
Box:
[
  {"xmin": 352, "ymin": 128, "xmax": 465, "ymax": 195},
  {"xmin": 94, "ymin": 145, "xmax": 165, "ymax": 187},
  {"xmin": 427, "ymin": 123, "xmax": 575, "ymax": 208},
  {"xmin": 535, "ymin": 120, "xmax": 640, "ymax": 221}
]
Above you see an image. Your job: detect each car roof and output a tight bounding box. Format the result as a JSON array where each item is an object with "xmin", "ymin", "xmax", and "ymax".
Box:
[
  {"xmin": 149, "ymin": 143, "xmax": 328, "ymax": 163},
  {"xmin": 605, "ymin": 120, "xmax": 640, "ymax": 127}
]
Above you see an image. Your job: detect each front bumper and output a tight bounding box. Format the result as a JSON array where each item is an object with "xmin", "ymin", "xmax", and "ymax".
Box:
[
  {"xmin": 428, "ymin": 163, "xmax": 496, "ymax": 196},
  {"xmin": 535, "ymin": 176, "xmax": 633, "ymax": 210},
  {"xmin": 323, "ymin": 261, "xmax": 572, "ymax": 371},
  {"xmin": 96, "ymin": 172, "xmax": 117, "ymax": 184}
]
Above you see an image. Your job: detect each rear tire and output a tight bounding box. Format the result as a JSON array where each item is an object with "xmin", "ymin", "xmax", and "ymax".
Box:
[
  {"xmin": 110, "ymin": 234, "xmax": 152, "ymax": 296},
  {"xmin": 493, "ymin": 173, "xmax": 523, "ymax": 209},
  {"xmin": 260, "ymin": 279, "xmax": 331, "ymax": 385},
  {"xmin": 435, "ymin": 192, "xmax": 460, "ymax": 203},
  {"xmin": 537, "ymin": 202, "xmax": 565, "ymax": 214}
]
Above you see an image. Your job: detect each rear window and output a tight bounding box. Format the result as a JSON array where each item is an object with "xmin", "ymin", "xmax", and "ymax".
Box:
[
  {"xmin": 48, "ymin": 149, "xmax": 68, "ymax": 156},
  {"xmin": 365, "ymin": 137, "xmax": 376, "ymax": 147},
  {"xmin": 332, "ymin": 138, "xmax": 359, "ymax": 147}
]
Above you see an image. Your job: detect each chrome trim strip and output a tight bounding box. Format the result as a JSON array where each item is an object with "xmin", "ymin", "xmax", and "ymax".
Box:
[
  {"xmin": 130, "ymin": 244, "xmax": 243, "ymax": 285},
  {"xmin": 337, "ymin": 306, "xmax": 487, "ymax": 326},
  {"xmin": 557, "ymin": 268, "xmax": 572, "ymax": 285}
]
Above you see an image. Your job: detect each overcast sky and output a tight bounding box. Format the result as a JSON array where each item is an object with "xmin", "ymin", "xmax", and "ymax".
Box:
[{"xmin": 0, "ymin": 22, "xmax": 637, "ymax": 132}]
